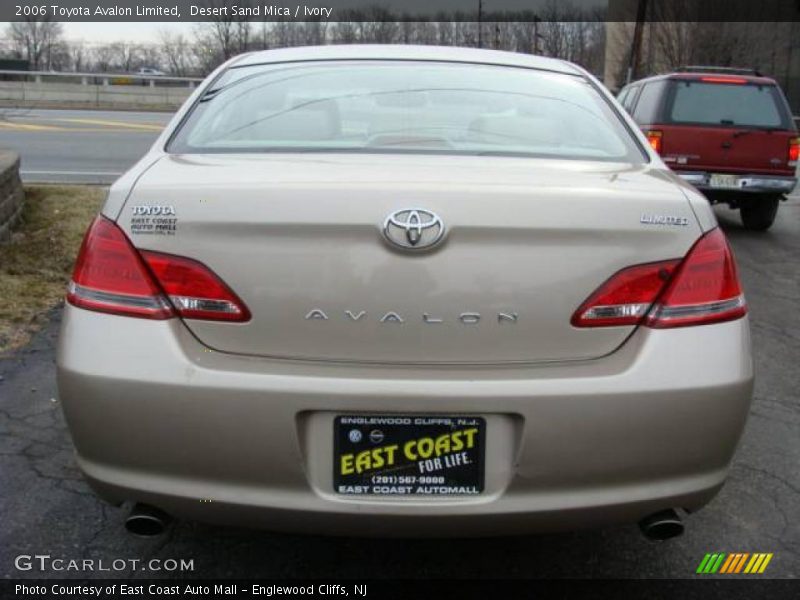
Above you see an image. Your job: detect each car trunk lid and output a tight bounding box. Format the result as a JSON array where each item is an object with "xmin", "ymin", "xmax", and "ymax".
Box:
[{"xmin": 119, "ymin": 153, "xmax": 701, "ymax": 365}]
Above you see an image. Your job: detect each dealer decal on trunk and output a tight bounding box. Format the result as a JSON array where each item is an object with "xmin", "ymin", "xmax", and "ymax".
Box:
[{"xmin": 130, "ymin": 205, "xmax": 178, "ymax": 236}]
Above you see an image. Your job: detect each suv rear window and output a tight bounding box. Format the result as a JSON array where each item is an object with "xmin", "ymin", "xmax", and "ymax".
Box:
[
  {"xmin": 169, "ymin": 60, "xmax": 645, "ymax": 162},
  {"xmin": 666, "ymin": 81, "xmax": 790, "ymax": 129}
]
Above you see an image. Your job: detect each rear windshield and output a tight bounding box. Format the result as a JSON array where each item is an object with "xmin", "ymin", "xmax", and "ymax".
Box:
[
  {"xmin": 168, "ymin": 60, "xmax": 644, "ymax": 162},
  {"xmin": 666, "ymin": 80, "xmax": 791, "ymax": 128}
]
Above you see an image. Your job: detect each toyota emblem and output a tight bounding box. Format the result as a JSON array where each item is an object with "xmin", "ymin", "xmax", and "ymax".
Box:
[{"xmin": 382, "ymin": 208, "xmax": 445, "ymax": 250}]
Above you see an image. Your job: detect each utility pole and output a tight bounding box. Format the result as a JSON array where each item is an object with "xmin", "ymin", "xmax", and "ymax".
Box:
[{"xmin": 627, "ymin": 0, "xmax": 649, "ymax": 84}]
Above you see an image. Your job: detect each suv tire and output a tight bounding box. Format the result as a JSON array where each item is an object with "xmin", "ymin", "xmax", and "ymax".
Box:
[{"xmin": 740, "ymin": 195, "xmax": 780, "ymax": 231}]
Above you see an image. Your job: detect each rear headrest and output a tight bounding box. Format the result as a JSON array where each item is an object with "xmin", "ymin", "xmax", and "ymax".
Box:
[
  {"xmin": 469, "ymin": 114, "xmax": 561, "ymax": 147},
  {"xmin": 255, "ymin": 99, "xmax": 341, "ymax": 141}
]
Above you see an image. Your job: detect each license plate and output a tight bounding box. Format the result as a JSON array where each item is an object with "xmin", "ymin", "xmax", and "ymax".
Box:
[
  {"xmin": 709, "ymin": 173, "xmax": 740, "ymax": 189},
  {"xmin": 334, "ymin": 415, "xmax": 485, "ymax": 496}
]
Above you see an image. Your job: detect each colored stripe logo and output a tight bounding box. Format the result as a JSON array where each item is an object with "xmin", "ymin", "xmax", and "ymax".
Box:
[{"xmin": 697, "ymin": 553, "xmax": 773, "ymax": 574}]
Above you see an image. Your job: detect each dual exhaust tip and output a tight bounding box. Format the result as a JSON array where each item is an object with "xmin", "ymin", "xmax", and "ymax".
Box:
[
  {"xmin": 639, "ymin": 508, "xmax": 684, "ymax": 541},
  {"xmin": 125, "ymin": 503, "xmax": 171, "ymax": 537},
  {"xmin": 124, "ymin": 502, "xmax": 684, "ymax": 541}
]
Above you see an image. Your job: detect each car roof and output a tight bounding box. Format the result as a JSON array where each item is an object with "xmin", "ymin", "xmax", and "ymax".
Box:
[
  {"xmin": 627, "ymin": 71, "xmax": 777, "ymax": 86},
  {"xmin": 232, "ymin": 44, "xmax": 583, "ymax": 76}
]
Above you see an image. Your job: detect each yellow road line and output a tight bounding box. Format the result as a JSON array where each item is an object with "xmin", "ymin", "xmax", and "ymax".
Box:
[
  {"xmin": 0, "ymin": 121, "xmax": 67, "ymax": 131},
  {"xmin": 0, "ymin": 125, "xmax": 158, "ymax": 133},
  {"xmin": 57, "ymin": 118, "xmax": 164, "ymax": 131},
  {"xmin": 54, "ymin": 128, "xmax": 158, "ymax": 133}
]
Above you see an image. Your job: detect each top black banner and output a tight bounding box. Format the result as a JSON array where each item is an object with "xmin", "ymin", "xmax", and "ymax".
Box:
[{"xmin": 3, "ymin": 0, "xmax": 800, "ymax": 23}]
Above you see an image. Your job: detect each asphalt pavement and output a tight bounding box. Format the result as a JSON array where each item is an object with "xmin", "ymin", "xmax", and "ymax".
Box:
[
  {"xmin": 1, "ymin": 108, "xmax": 799, "ymax": 195},
  {"xmin": 0, "ymin": 199, "xmax": 798, "ymax": 580},
  {"xmin": 0, "ymin": 108, "xmax": 170, "ymax": 184}
]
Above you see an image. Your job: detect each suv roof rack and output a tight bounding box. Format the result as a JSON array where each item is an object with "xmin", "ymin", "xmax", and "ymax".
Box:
[{"xmin": 676, "ymin": 66, "xmax": 763, "ymax": 77}]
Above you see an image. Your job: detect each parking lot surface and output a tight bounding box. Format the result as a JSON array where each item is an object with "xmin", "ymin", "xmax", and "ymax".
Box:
[{"xmin": 0, "ymin": 201, "xmax": 798, "ymax": 580}]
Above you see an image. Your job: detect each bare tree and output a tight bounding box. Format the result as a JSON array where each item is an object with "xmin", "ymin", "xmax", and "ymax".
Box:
[
  {"xmin": 691, "ymin": 22, "xmax": 771, "ymax": 70},
  {"xmin": 139, "ymin": 46, "xmax": 163, "ymax": 71},
  {"xmin": 91, "ymin": 44, "xmax": 116, "ymax": 73},
  {"xmin": 109, "ymin": 42, "xmax": 141, "ymax": 72},
  {"xmin": 515, "ymin": 1, "xmax": 605, "ymax": 75},
  {"xmin": 47, "ymin": 40, "xmax": 72, "ymax": 71},
  {"xmin": 298, "ymin": 20, "xmax": 329, "ymax": 46},
  {"xmin": 435, "ymin": 18, "xmax": 455, "ymax": 46},
  {"xmin": 158, "ymin": 29, "xmax": 193, "ymax": 76},
  {"xmin": 191, "ymin": 0, "xmax": 253, "ymax": 73},
  {"xmin": 68, "ymin": 41, "xmax": 89, "ymax": 72},
  {"xmin": 7, "ymin": 18, "xmax": 64, "ymax": 70},
  {"xmin": 354, "ymin": 7, "xmax": 400, "ymax": 43},
  {"xmin": 202, "ymin": 0, "xmax": 251, "ymax": 58},
  {"xmin": 271, "ymin": 20, "xmax": 303, "ymax": 47},
  {"xmin": 330, "ymin": 15, "xmax": 360, "ymax": 44}
]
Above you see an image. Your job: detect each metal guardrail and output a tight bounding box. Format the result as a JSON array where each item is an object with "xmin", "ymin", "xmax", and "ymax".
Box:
[{"xmin": 0, "ymin": 69, "xmax": 202, "ymax": 88}]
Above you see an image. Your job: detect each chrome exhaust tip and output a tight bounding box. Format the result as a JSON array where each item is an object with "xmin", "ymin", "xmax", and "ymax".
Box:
[
  {"xmin": 125, "ymin": 503, "xmax": 171, "ymax": 537},
  {"xmin": 639, "ymin": 509, "xmax": 684, "ymax": 541}
]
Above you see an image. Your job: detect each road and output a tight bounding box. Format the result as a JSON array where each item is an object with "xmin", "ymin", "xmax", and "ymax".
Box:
[
  {"xmin": 1, "ymin": 199, "xmax": 798, "ymax": 580},
  {"xmin": 0, "ymin": 108, "xmax": 170, "ymax": 184},
  {"xmin": 2, "ymin": 108, "xmax": 799, "ymax": 194}
]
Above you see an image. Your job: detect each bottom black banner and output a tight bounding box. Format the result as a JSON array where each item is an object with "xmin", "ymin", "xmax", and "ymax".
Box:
[{"xmin": 2, "ymin": 579, "xmax": 799, "ymax": 600}]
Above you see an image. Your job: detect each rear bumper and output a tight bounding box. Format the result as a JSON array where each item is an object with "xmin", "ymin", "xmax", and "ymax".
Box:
[
  {"xmin": 677, "ymin": 171, "xmax": 796, "ymax": 194},
  {"xmin": 56, "ymin": 305, "xmax": 754, "ymax": 536}
]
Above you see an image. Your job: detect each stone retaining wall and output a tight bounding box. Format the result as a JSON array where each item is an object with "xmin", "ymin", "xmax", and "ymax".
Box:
[{"xmin": 0, "ymin": 151, "xmax": 24, "ymax": 243}]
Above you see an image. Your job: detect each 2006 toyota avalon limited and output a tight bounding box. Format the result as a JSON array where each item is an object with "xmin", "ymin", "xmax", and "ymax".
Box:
[{"xmin": 57, "ymin": 46, "xmax": 753, "ymax": 539}]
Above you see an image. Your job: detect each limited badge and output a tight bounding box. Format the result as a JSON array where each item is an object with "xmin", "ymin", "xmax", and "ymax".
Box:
[{"xmin": 640, "ymin": 214, "xmax": 690, "ymax": 227}]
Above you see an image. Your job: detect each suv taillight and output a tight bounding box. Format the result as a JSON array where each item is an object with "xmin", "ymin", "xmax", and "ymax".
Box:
[
  {"xmin": 646, "ymin": 130, "xmax": 662, "ymax": 154},
  {"xmin": 572, "ymin": 228, "xmax": 746, "ymax": 329},
  {"xmin": 789, "ymin": 137, "xmax": 799, "ymax": 166},
  {"xmin": 67, "ymin": 216, "xmax": 250, "ymax": 322}
]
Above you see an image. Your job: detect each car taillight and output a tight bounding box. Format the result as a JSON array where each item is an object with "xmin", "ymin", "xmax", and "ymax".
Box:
[
  {"xmin": 572, "ymin": 228, "xmax": 746, "ymax": 329},
  {"xmin": 646, "ymin": 228, "xmax": 746, "ymax": 328},
  {"xmin": 571, "ymin": 260, "xmax": 679, "ymax": 327},
  {"xmin": 68, "ymin": 216, "xmax": 174, "ymax": 319},
  {"xmin": 789, "ymin": 137, "xmax": 799, "ymax": 165},
  {"xmin": 68, "ymin": 215, "xmax": 250, "ymax": 322},
  {"xmin": 141, "ymin": 251, "xmax": 250, "ymax": 322},
  {"xmin": 646, "ymin": 130, "xmax": 662, "ymax": 154}
]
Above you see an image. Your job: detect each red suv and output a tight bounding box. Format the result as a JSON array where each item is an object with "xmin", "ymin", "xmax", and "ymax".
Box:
[{"xmin": 619, "ymin": 67, "xmax": 798, "ymax": 231}]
